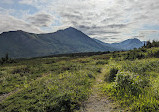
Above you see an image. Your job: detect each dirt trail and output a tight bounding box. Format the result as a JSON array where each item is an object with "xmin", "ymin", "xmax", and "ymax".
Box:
[{"xmin": 80, "ymin": 67, "xmax": 120, "ymax": 112}]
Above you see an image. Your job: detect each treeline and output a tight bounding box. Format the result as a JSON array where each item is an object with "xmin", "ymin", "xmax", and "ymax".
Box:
[
  {"xmin": 0, "ymin": 53, "xmax": 15, "ymax": 65},
  {"xmin": 36, "ymin": 51, "xmax": 111, "ymax": 59},
  {"xmin": 125, "ymin": 40, "xmax": 159, "ymax": 60},
  {"xmin": 143, "ymin": 40, "xmax": 159, "ymax": 48},
  {"xmin": 123, "ymin": 49, "xmax": 159, "ymax": 60},
  {"xmin": 112, "ymin": 40, "xmax": 159, "ymax": 61}
]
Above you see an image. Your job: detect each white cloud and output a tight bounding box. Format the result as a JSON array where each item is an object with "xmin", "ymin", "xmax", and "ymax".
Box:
[
  {"xmin": 137, "ymin": 30, "xmax": 159, "ymax": 41},
  {"xmin": 1, "ymin": 0, "xmax": 14, "ymax": 4},
  {"xmin": 0, "ymin": 0, "xmax": 159, "ymax": 42},
  {"xmin": 0, "ymin": 14, "xmax": 42, "ymax": 34},
  {"xmin": 19, "ymin": 0, "xmax": 34, "ymax": 5},
  {"xmin": 27, "ymin": 13, "xmax": 55, "ymax": 27}
]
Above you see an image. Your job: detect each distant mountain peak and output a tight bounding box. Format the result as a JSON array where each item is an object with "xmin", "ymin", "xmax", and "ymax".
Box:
[
  {"xmin": 16, "ymin": 30, "xmax": 25, "ymax": 33},
  {"xmin": 133, "ymin": 38, "xmax": 139, "ymax": 40},
  {"xmin": 124, "ymin": 38, "xmax": 140, "ymax": 41},
  {"xmin": 64, "ymin": 27, "xmax": 78, "ymax": 31},
  {"xmin": 130, "ymin": 38, "xmax": 140, "ymax": 41},
  {"xmin": 121, "ymin": 38, "xmax": 141, "ymax": 44},
  {"xmin": 67, "ymin": 27, "xmax": 76, "ymax": 30},
  {"xmin": 111, "ymin": 38, "xmax": 144, "ymax": 50},
  {"xmin": 54, "ymin": 27, "xmax": 78, "ymax": 34},
  {"xmin": 1, "ymin": 30, "xmax": 26, "ymax": 35}
]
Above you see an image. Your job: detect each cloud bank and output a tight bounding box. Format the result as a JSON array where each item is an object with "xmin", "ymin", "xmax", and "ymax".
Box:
[{"xmin": 0, "ymin": 0, "xmax": 158, "ymax": 43}]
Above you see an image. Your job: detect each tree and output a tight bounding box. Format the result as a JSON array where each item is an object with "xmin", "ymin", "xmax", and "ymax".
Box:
[
  {"xmin": 146, "ymin": 41, "xmax": 152, "ymax": 48},
  {"xmin": 5, "ymin": 53, "xmax": 9, "ymax": 61}
]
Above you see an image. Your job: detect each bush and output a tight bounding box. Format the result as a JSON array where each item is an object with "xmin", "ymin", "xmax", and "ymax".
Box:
[
  {"xmin": 0, "ymin": 53, "xmax": 15, "ymax": 65},
  {"xmin": 96, "ymin": 61, "xmax": 108, "ymax": 65},
  {"xmin": 87, "ymin": 73, "xmax": 95, "ymax": 79},
  {"xmin": 47, "ymin": 94, "xmax": 80, "ymax": 112},
  {"xmin": 154, "ymin": 51, "xmax": 159, "ymax": 58},
  {"xmin": 11, "ymin": 67, "xmax": 31, "ymax": 75},
  {"xmin": 107, "ymin": 68, "xmax": 118, "ymax": 82},
  {"xmin": 45, "ymin": 61, "xmax": 56, "ymax": 64},
  {"xmin": 115, "ymin": 73, "xmax": 141, "ymax": 97},
  {"xmin": 96, "ymin": 68, "xmax": 102, "ymax": 73},
  {"xmin": 131, "ymin": 96, "xmax": 159, "ymax": 112}
]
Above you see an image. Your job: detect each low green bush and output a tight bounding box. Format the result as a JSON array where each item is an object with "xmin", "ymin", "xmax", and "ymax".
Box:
[
  {"xmin": 154, "ymin": 51, "xmax": 159, "ymax": 58},
  {"xmin": 11, "ymin": 67, "xmax": 31, "ymax": 74},
  {"xmin": 106, "ymin": 68, "xmax": 118, "ymax": 82},
  {"xmin": 96, "ymin": 60, "xmax": 108, "ymax": 65},
  {"xmin": 114, "ymin": 73, "xmax": 141, "ymax": 97},
  {"xmin": 131, "ymin": 95, "xmax": 159, "ymax": 112}
]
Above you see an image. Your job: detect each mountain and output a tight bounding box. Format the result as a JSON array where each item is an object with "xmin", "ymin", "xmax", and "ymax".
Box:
[
  {"xmin": 93, "ymin": 38, "xmax": 121, "ymax": 51},
  {"xmin": 0, "ymin": 27, "xmax": 144, "ymax": 58},
  {"xmin": 93, "ymin": 38, "xmax": 110, "ymax": 46},
  {"xmin": 110, "ymin": 38, "xmax": 144, "ymax": 50},
  {"xmin": 0, "ymin": 27, "xmax": 116, "ymax": 58},
  {"xmin": 94, "ymin": 38, "xmax": 144, "ymax": 50}
]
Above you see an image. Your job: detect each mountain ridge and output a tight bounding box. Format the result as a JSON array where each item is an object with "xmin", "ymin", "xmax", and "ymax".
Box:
[
  {"xmin": 111, "ymin": 38, "xmax": 144, "ymax": 50},
  {"xmin": 0, "ymin": 27, "xmax": 116, "ymax": 58},
  {"xmin": 0, "ymin": 27, "xmax": 144, "ymax": 58}
]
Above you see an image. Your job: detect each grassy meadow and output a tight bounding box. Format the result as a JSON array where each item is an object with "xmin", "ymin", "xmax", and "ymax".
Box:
[
  {"xmin": 0, "ymin": 45, "xmax": 159, "ymax": 111},
  {"xmin": 0, "ymin": 54, "xmax": 109, "ymax": 111}
]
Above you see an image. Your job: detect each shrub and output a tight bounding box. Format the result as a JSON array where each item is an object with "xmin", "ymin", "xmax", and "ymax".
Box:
[
  {"xmin": 11, "ymin": 67, "xmax": 31, "ymax": 75},
  {"xmin": 87, "ymin": 73, "xmax": 95, "ymax": 79},
  {"xmin": 107, "ymin": 68, "xmax": 118, "ymax": 82},
  {"xmin": 154, "ymin": 51, "xmax": 159, "ymax": 58},
  {"xmin": 48, "ymin": 94, "xmax": 80, "ymax": 112},
  {"xmin": 0, "ymin": 53, "xmax": 15, "ymax": 65},
  {"xmin": 114, "ymin": 72, "xmax": 141, "ymax": 97},
  {"xmin": 45, "ymin": 61, "xmax": 56, "ymax": 64},
  {"xmin": 96, "ymin": 68, "xmax": 102, "ymax": 73},
  {"xmin": 131, "ymin": 96, "xmax": 159, "ymax": 112},
  {"xmin": 96, "ymin": 61, "xmax": 108, "ymax": 65}
]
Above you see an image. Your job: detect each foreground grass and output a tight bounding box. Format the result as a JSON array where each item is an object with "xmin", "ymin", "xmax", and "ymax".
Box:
[
  {"xmin": 0, "ymin": 55, "xmax": 108, "ymax": 111},
  {"xmin": 1, "ymin": 47, "xmax": 159, "ymax": 111},
  {"xmin": 101, "ymin": 57, "xmax": 159, "ymax": 111}
]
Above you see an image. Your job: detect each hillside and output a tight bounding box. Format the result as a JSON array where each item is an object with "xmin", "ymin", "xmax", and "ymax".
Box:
[
  {"xmin": 0, "ymin": 43, "xmax": 159, "ymax": 111},
  {"xmin": 0, "ymin": 28, "xmax": 145, "ymax": 59},
  {"xmin": 111, "ymin": 38, "xmax": 144, "ymax": 50},
  {"xmin": 94, "ymin": 38, "xmax": 144, "ymax": 50},
  {"xmin": 93, "ymin": 38, "xmax": 121, "ymax": 51},
  {"xmin": 0, "ymin": 27, "xmax": 116, "ymax": 58}
]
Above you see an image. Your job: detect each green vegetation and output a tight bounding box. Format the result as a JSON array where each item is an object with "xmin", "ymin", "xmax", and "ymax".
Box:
[
  {"xmin": 0, "ymin": 41, "xmax": 159, "ymax": 111},
  {"xmin": 100, "ymin": 41, "xmax": 159, "ymax": 111},
  {"xmin": 0, "ymin": 55, "xmax": 108, "ymax": 111},
  {"xmin": 103, "ymin": 59, "xmax": 159, "ymax": 111},
  {"xmin": 106, "ymin": 68, "xmax": 118, "ymax": 82},
  {"xmin": 143, "ymin": 40, "xmax": 159, "ymax": 48},
  {"xmin": 0, "ymin": 53, "xmax": 15, "ymax": 65}
]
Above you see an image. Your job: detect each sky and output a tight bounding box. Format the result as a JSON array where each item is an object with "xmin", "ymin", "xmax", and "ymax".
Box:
[{"xmin": 0, "ymin": 0, "xmax": 159, "ymax": 43}]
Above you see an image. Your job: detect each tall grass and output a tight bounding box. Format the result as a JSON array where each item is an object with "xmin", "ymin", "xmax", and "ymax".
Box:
[
  {"xmin": 0, "ymin": 55, "xmax": 107, "ymax": 111},
  {"xmin": 102, "ymin": 50, "xmax": 159, "ymax": 111}
]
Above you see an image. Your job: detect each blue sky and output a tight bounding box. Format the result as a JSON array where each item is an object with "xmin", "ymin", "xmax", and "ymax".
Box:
[{"xmin": 0, "ymin": 0, "xmax": 158, "ymax": 43}]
